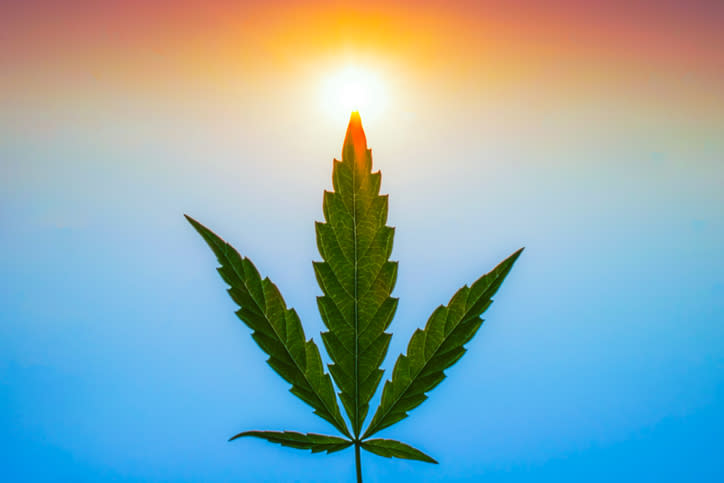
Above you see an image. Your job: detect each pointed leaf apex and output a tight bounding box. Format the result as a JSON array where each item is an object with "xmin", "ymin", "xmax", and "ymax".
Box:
[{"xmin": 343, "ymin": 111, "xmax": 368, "ymax": 162}]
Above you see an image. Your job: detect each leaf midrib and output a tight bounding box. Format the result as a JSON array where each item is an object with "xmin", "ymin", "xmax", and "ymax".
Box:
[{"xmin": 352, "ymin": 162, "xmax": 360, "ymax": 439}]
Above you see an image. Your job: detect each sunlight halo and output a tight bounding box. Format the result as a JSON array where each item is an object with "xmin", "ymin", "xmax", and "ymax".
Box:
[{"xmin": 320, "ymin": 65, "xmax": 386, "ymax": 123}]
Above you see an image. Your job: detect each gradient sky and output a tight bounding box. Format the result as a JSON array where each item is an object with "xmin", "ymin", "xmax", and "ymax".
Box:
[{"xmin": 2, "ymin": 1, "xmax": 723, "ymax": 481}]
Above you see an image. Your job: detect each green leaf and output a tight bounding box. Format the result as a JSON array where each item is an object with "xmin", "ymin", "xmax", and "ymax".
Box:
[
  {"xmin": 314, "ymin": 112, "xmax": 398, "ymax": 436},
  {"xmin": 185, "ymin": 112, "xmax": 524, "ymax": 480},
  {"xmin": 230, "ymin": 431, "xmax": 352, "ymax": 454},
  {"xmin": 185, "ymin": 215, "xmax": 350, "ymax": 437},
  {"xmin": 361, "ymin": 439, "xmax": 437, "ymax": 464},
  {"xmin": 363, "ymin": 248, "xmax": 523, "ymax": 438}
]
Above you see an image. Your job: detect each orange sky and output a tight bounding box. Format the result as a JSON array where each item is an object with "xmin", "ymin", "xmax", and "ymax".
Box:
[
  {"xmin": 3, "ymin": 1, "xmax": 722, "ymax": 85},
  {"xmin": 2, "ymin": 0, "xmax": 722, "ymax": 134}
]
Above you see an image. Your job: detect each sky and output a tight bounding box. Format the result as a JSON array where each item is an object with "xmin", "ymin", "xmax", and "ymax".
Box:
[{"xmin": 1, "ymin": 0, "xmax": 723, "ymax": 481}]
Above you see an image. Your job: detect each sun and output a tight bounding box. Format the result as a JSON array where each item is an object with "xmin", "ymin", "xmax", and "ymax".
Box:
[{"xmin": 320, "ymin": 65, "xmax": 386, "ymax": 122}]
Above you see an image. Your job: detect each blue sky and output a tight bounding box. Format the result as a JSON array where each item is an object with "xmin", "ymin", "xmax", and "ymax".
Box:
[{"xmin": 2, "ymin": 99, "xmax": 723, "ymax": 481}]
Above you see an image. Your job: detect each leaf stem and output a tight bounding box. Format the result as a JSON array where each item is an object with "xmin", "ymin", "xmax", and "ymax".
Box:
[{"xmin": 355, "ymin": 441, "xmax": 362, "ymax": 483}]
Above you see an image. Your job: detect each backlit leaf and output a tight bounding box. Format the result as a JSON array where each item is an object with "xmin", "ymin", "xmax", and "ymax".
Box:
[
  {"xmin": 363, "ymin": 248, "xmax": 523, "ymax": 438},
  {"xmin": 231, "ymin": 431, "xmax": 352, "ymax": 454},
  {"xmin": 362, "ymin": 438, "xmax": 438, "ymax": 464},
  {"xmin": 314, "ymin": 112, "xmax": 398, "ymax": 436},
  {"xmin": 186, "ymin": 215, "xmax": 349, "ymax": 437},
  {"xmin": 185, "ymin": 112, "xmax": 523, "ymax": 482}
]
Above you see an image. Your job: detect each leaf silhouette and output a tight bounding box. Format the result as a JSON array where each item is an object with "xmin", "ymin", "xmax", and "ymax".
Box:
[
  {"xmin": 314, "ymin": 112, "xmax": 398, "ymax": 436},
  {"xmin": 230, "ymin": 431, "xmax": 352, "ymax": 454},
  {"xmin": 185, "ymin": 215, "xmax": 349, "ymax": 437},
  {"xmin": 363, "ymin": 248, "xmax": 523, "ymax": 439},
  {"xmin": 361, "ymin": 439, "xmax": 437, "ymax": 464},
  {"xmin": 185, "ymin": 111, "xmax": 523, "ymax": 482}
]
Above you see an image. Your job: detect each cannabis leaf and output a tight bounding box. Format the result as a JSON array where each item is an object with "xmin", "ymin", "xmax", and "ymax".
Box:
[
  {"xmin": 361, "ymin": 439, "xmax": 437, "ymax": 463},
  {"xmin": 314, "ymin": 114, "xmax": 397, "ymax": 437},
  {"xmin": 363, "ymin": 247, "xmax": 523, "ymax": 439},
  {"xmin": 185, "ymin": 215, "xmax": 349, "ymax": 437},
  {"xmin": 186, "ymin": 112, "xmax": 522, "ymax": 482},
  {"xmin": 229, "ymin": 431, "xmax": 352, "ymax": 454}
]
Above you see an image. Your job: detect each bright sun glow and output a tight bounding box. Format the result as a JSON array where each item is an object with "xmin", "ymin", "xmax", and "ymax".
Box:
[{"xmin": 321, "ymin": 65, "xmax": 386, "ymax": 122}]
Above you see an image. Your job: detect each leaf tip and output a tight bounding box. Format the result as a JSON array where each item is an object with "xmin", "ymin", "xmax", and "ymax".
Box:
[
  {"xmin": 343, "ymin": 110, "xmax": 368, "ymax": 158},
  {"xmin": 228, "ymin": 432, "xmax": 246, "ymax": 442},
  {"xmin": 184, "ymin": 213, "xmax": 203, "ymax": 232}
]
